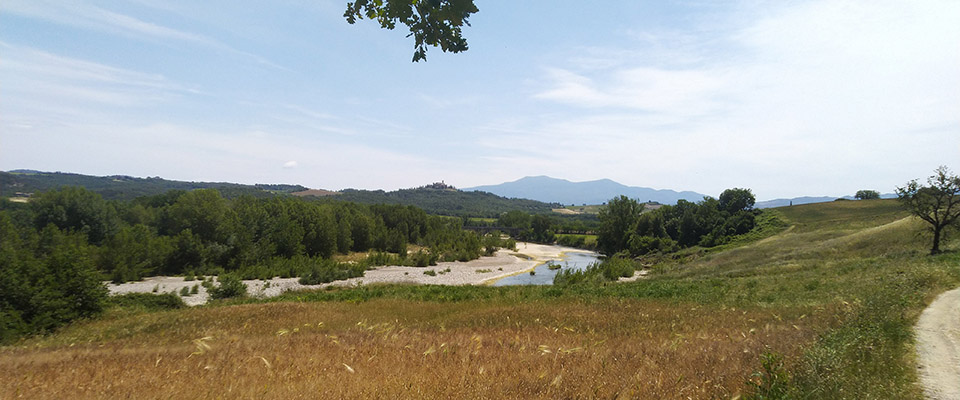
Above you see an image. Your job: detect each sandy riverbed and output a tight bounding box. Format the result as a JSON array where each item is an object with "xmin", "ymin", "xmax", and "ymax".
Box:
[{"xmin": 107, "ymin": 243, "xmax": 596, "ymax": 306}]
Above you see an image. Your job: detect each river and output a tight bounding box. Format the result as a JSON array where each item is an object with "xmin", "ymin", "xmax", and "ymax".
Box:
[{"xmin": 492, "ymin": 251, "xmax": 601, "ymax": 286}]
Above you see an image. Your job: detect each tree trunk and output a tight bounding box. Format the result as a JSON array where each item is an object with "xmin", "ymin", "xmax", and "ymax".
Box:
[{"xmin": 931, "ymin": 226, "xmax": 942, "ymax": 255}]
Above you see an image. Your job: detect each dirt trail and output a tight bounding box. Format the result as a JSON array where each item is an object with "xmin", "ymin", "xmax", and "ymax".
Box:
[{"xmin": 916, "ymin": 287, "xmax": 960, "ymax": 400}]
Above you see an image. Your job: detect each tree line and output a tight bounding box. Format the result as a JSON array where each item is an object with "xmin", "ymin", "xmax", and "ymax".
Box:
[
  {"xmin": 597, "ymin": 188, "xmax": 759, "ymax": 256},
  {"xmin": 0, "ymin": 187, "xmax": 506, "ymax": 342}
]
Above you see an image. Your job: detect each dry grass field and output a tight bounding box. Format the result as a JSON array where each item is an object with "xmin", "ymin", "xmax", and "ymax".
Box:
[{"xmin": 0, "ymin": 299, "xmax": 827, "ymax": 399}]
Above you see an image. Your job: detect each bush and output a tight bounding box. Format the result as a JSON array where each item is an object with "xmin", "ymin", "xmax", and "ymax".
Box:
[
  {"xmin": 208, "ymin": 273, "xmax": 248, "ymax": 299},
  {"xmin": 628, "ymin": 235, "xmax": 678, "ymax": 256},
  {"xmin": 365, "ymin": 251, "xmax": 403, "ymax": 267},
  {"xmin": 409, "ymin": 250, "xmax": 438, "ymax": 267},
  {"xmin": 298, "ymin": 259, "xmax": 365, "ymax": 285},
  {"xmin": 107, "ymin": 293, "xmax": 186, "ymax": 311},
  {"xmin": 553, "ymin": 257, "xmax": 636, "ymax": 286},
  {"xmin": 745, "ymin": 352, "xmax": 791, "ymax": 400}
]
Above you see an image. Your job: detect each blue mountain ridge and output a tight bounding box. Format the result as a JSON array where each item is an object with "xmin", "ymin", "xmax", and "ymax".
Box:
[
  {"xmin": 461, "ymin": 176, "xmax": 708, "ymax": 205},
  {"xmin": 462, "ymin": 176, "xmax": 896, "ymax": 208}
]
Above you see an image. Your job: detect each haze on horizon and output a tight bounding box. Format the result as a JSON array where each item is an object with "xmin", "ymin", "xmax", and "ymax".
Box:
[{"xmin": 1, "ymin": 0, "xmax": 958, "ymax": 200}]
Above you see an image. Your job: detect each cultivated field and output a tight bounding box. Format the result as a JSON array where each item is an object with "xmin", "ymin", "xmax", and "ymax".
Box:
[{"xmin": 2, "ymin": 199, "xmax": 958, "ymax": 399}]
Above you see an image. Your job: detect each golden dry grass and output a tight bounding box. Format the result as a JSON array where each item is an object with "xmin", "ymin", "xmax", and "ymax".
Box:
[{"xmin": 0, "ymin": 299, "xmax": 826, "ymax": 399}]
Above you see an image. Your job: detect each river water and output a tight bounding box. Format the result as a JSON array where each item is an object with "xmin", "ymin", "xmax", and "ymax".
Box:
[{"xmin": 492, "ymin": 251, "xmax": 601, "ymax": 286}]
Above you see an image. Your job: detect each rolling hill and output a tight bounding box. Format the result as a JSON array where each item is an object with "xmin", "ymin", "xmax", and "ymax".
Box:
[
  {"xmin": 1, "ymin": 170, "xmax": 306, "ymax": 201},
  {"xmin": 1, "ymin": 171, "xmax": 558, "ymax": 218}
]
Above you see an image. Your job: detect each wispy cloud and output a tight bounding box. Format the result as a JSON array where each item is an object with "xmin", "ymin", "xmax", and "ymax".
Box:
[
  {"xmin": 516, "ymin": 0, "xmax": 960, "ymax": 197},
  {"xmin": 534, "ymin": 67, "xmax": 725, "ymax": 116},
  {"xmin": 1, "ymin": 0, "xmax": 288, "ymax": 70},
  {"xmin": 0, "ymin": 41, "xmax": 197, "ymax": 107}
]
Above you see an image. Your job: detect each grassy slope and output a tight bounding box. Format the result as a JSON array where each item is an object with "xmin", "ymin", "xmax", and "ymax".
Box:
[{"xmin": 2, "ymin": 199, "xmax": 958, "ymax": 399}]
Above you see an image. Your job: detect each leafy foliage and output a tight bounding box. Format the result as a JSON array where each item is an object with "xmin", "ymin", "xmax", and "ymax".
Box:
[
  {"xmin": 553, "ymin": 257, "xmax": 636, "ymax": 286},
  {"xmin": 107, "ymin": 293, "xmax": 186, "ymax": 312},
  {"xmin": 0, "ymin": 214, "xmax": 108, "ymax": 343},
  {"xmin": 597, "ymin": 188, "xmax": 760, "ymax": 256},
  {"xmin": 207, "ymin": 273, "xmax": 248, "ymax": 300},
  {"xmin": 344, "ymin": 0, "xmax": 478, "ymax": 62},
  {"xmin": 896, "ymin": 165, "xmax": 960, "ymax": 254},
  {"xmin": 854, "ymin": 190, "xmax": 880, "ymax": 200}
]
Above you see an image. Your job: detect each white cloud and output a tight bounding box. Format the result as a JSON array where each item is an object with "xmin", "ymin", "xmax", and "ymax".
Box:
[
  {"xmin": 519, "ymin": 0, "xmax": 960, "ymax": 198},
  {"xmin": 283, "ymin": 160, "xmax": 298, "ymax": 169}
]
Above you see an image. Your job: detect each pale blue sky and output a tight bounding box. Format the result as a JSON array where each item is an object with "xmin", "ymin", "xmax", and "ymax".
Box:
[{"xmin": 2, "ymin": 0, "xmax": 958, "ymax": 200}]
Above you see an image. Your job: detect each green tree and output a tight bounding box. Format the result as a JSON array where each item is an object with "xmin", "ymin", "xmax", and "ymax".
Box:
[
  {"xmin": 30, "ymin": 186, "xmax": 118, "ymax": 244},
  {"xmin": 530, "ymin": 214, "xmax": 555, "ymax": 243},
  {"xmin": 855, "ymin": 190, "xmax": 880, "ymax": 200},
  {"xmin": 896, "ymin": 166, "xmax": 960, "ymax": 254},
  {"xmin": 718, "ymin": 188, "xmax": 756, "ymax": 214},
  {"xmin": 166, "ymin": 189, "xmax": 235, "ymax": 244},
  {"xmin": 100, "ymin": 224, "xmax": 172, "ymax": 283},
  {"xmin": 597, "ymin": 196, "xmax": 642, "ymax": 256},
  {"xmin": 497, "ymin": 210, "xmax": 532, "ymax": 229},
  {"xmin": 344, "ymin": 0, "xmax": 478, "ymax": 62},
  {"xmin": 0, "ymin": 221, "xmax": 107, "ymax": 341}
]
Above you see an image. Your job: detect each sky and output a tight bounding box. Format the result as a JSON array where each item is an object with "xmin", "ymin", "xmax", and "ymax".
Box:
[{"xmin": 1, "ymin": 0, "xmax": 958, "ymax": 200}]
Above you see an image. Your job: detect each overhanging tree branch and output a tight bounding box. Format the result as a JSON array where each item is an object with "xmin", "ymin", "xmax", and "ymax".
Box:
[{"xmin": 344, "ymin": 0, "xmax": 479, "ymax": 62}]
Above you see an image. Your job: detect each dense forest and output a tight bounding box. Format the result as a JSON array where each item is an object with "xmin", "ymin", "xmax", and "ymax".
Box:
[{"xmin": 0, "ymin": 187, "xmax": 512, "ymax": 342}]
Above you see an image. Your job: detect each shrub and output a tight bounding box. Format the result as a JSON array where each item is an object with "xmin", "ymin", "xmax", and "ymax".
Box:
[
  {"xmin": 107, "ymin": 293, "xmax": 186, "ymax": 311},
  {"xmin": 208, "ymin": 273, "xmax": 248, "ymax": 300},
  {"xmin": 745, "ymin": 352, "xmax": 791, "ymax": 400},
  {"xmin": 409, "ymin": 250, "xmax": 438, "ymax": 267},
  {"xmin": 298, "ymin": 259, "xmax": 364, "ymax": 285},
  {"xmin": 553, "ymin": 257, "xmax": 636, "ymax": 286},
  {"xmin": 423, "ymin": 270, "xmax": 437, "ymax": 276}
]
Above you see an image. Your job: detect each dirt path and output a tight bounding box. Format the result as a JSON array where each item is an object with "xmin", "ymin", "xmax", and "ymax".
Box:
[{"xmin": 916, "ymin": 287, "xmax": 960, "ymax": 400}]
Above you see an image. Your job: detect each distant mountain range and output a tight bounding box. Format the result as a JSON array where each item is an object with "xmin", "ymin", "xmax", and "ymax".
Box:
[
  {"xmin": 3, "ymin": 170, "xmax": 896, "ymax": 214},
  {"xmin": 462, "ymin": 176, "xmax": 708, "ymax": 205},
  {"xmin": 463, "ymin": 175, "xmax": 897, "ymax": 209}
]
